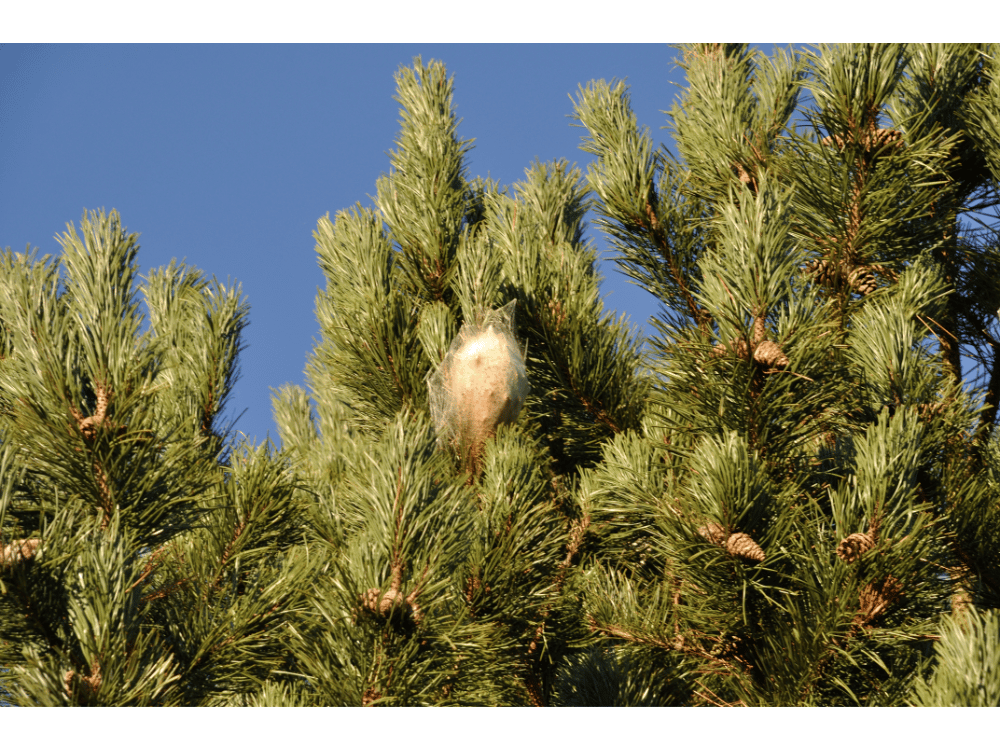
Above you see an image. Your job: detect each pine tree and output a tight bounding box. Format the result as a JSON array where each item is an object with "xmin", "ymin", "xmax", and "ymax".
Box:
[
  {"xmin": 268, "ymin": 56, "xmax": 648, "ymax": 706},
  {"xmin": 4, "ymin": 45, "xmax": 1000, "ymax": 707},
  {"xmin": 269, "ymin": 47, "xmax": 1000, "ymax": 705},
  {"xmin": 565, "ymin": 42, "xmax": 1000, "ymax": 705},
  {"xmin": 0, "ymin": 211, "xmax": 309, "ymax": 705}
]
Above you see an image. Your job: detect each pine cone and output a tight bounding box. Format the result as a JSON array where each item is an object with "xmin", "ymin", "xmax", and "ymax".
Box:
[
  {"xmin": 726, "ymin": 532, "xmax": 766, "ymax": 563},
  {"xmin": 836, "ymin": 532, "xmax": 874, "ymax": 563},
  {"xmin": 546, "ymin": 299, "xmax": 567, "ymax": 331},
  {"xmin": 821, "ymin": 128, "xmax": 902, "ymax": 153},
  {"xmin": 807, "ymin": 259, "xmax": 878, "ymax": 295},
  {"xmin": 378, "ymin": 588, "xmax": 404, "ymax": 617},
  {"xmin": 358, "ymin": 585, "xmax": 422, "ymax": 629},
  {"xmin": 711, "ymin": 339, "xmax": 749, "ymax": 360},
  {"xmin": 753, "ymin": 340, "xmax": 789, "ymax": 368},
  {"xmin": 821, "ymin": 133, "xmax": 846, "ymax": 150},
  {"xmin": 360, "ymin": 587, "xmax": 382, "ymax": 614},
  {"xmin": 698, "ymin": 523, "xmax": 728, "ymax": 546},
  {"xmin": 1, "ymin": 538, "xmax": 41, "ymax": 568},
  {"xmin": 918, "ymin": 403, "xmax": 946, "ymax": 420},
  {"xmin": 847, "ymin": 266, "xmax": 877, "ymax": 295},
  {"xmin": 733, "ymin": 162, "xmax": 753, "ymax": 186},
  {"xmin": 805, "ymin": 258, "xmax": 835, "ymax": 285},
  {"xmin": 869, "ymin": 128, "xmax": 903, "ymax": 151},
  {"xmin": 856, "ymin": 575, "xmax": 902, "ymax": 626},
  {"xmin": 73, "ymin": 381, "xmax": 112, "ymax": 441},
  {"xmin": 64, "ymin": 661, "xmax": 102, "ymax": 701}
]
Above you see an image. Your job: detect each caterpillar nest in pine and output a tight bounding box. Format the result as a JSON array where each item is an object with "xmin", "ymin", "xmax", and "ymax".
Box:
[{"xmin": 427, "ymin": 301, "xmax": 529, "ymax": 467}]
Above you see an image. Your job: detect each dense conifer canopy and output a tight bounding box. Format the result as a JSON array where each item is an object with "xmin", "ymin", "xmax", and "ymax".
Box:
[{"xmin": 3, "ymin": 44, "xmax": 1000, "ymax": 706}]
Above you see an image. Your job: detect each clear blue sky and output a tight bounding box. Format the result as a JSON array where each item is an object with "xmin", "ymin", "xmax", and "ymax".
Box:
[{"xmin": 1, "ymin": 43, "xmax": 784, "ymax": 447}]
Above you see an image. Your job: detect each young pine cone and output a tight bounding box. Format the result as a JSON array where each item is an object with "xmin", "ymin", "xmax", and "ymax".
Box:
[
  {"xmin": 360, "ymin": 587, "xmax": 382, "ymax": 614},
  {"xmin": 65, "ymin": 661, "xmax": 102, "ymax": 701},
  {"xmin": 836, "ymin": 532, "xmax": 874, "ymax": 564},
  {"xmin": 918, "ymin": 402, "xmax": 946, "ymax": 421},
  {"xmin": 359, "ymin": 586, "xmax": 423, "ymax": 629},
  {"xmin": 807, "ymin": 258, "xmax": 877, "ymax": 295},
  {"xmin": 869, "ymin": 128, "xmax": 903, "ymax": 151}
]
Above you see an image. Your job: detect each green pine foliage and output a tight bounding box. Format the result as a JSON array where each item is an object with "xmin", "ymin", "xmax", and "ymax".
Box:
[
  {"xmin": 271, "ymin": 56, "xmax": 645, "ymax": 705},
  {"xmin": 0, "ymin": 211, "xmax": 308, "ymax": 705},
  {"xmin": 910, "ymin": 606, "xmax": 1000, "ymax": 706},
  {"xmin": 3, "ymin": 45, "xmax": 1000, "ymax": 705},
  {"xmin": 569, "ymin": 42, "xmax": 1000, "ymax": 706}
]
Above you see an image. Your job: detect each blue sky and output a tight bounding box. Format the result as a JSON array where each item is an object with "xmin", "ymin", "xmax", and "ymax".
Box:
[{"xmin": 1, "ymin": 43, "xmax": 783, "ymax": 447}]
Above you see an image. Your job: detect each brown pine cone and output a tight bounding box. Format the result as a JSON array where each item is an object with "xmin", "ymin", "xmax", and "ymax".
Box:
[
  {"xmin": 918, "ymin": 403, "xmax": 946, "ymax": 420},
  {"xmin": 848, "ymin": 266, "xmax": 877, "ymax": 295},
  {"xmin": 546, "ymin": 299, "xmax": 567, "ymax": 331},
  {"xmin": 65, "ymin": 661, "xmax": 102, "ymax": 701},
  {"xmin": 726, "ymin": 532, "xmax": 766, "ymax": 563},
  {"xmin": 72, "ymin": 381, "xmax": 112, "ymax": 440},
  {"xmin": 711, "ymin": 339, "xmax": 749, "ymax": 359},
  {"xmin": 857, "ymin": 575, "xmax": 902, "ymax": 626},
  {"xmin": 379, "ymin": 588, "xmax": 404, "ymax": 617},
  {"xmin": 360, "ymin": 587, "xmax": 382, "ymax": 614},
  {"xmin": 836, "ymin": 532, "xmax": 874, "ymax": 563},
  {"xmin": 805, "ymin": 258, "xmax": 835, "ymax": 285},
  {"xmin": 1, "ymin": 538, "xmax": 41, "ymax": 568},
  {"xmin": 869, "ymin": 128, "xmax": 903, "ymax": 151},
  {"xmin": 82, "ymin": 662, "xmax": 102, "ymax": 695},
  {"xmin": 733, "ymin": 162, "xmax": 753, "ymax": 186},
  {"xmin": 821, "ymin": 128, "xmax": 902, "ymax": 153},
  {"xmin": 753, "ymin": 340, "xmax": 789, "ymax": 368},
  {"xmin": 821, "ymin": 133, "xmax": 846, "ymax": 150},
  {"xmin": 698, "ymin": 523, "xmax": 728, "ymax": 546}
]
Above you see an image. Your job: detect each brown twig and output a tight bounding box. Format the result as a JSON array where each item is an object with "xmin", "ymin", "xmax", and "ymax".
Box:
[{"xmin": 638, "ymin": 185, "xmax": 712, "ymax": 333}]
